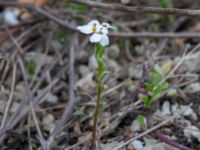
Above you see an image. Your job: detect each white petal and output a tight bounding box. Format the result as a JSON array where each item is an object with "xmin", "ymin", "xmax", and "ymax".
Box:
[
  {"xmin": 100, "ymin": 34, "xmax": 109, "ymax": 46},
  {"xmin": 102, "ymin": 22, "xmax": 115, "ymax": 30},
  {"xmin": 101, "ymin": 27, "xmax": 108, "ymax": 35},
  {"xmin": 89, "ymin": 33, "xmax": 102, "ymax": 43},
  {"xmin": 88, "ymin": 20, "xmax": 100, "ymax": 26},
  {"xmin": 88, "ymin": 20, "xmax": 102, "ymax": 32},
  {"xmin": 77, "ymin": 25, "xmax": 93, "ymax": 34}
]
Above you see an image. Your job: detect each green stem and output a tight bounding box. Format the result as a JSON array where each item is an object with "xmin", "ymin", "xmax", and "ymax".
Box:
[
  {"xmin": 91, "ymin": 43, "xmax": 106, "ymax": 150},
  {"xmin": 91, "ymin": 79, "xmax": 102, "ymax": 149}
]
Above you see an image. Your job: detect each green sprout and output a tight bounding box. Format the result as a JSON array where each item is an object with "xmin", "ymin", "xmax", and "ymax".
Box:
[
  {"xmin": 160, "ymin": 0, "xmax": 174, "ymax": 25},
  {"xmin": 74, "ymin": 108, "xmax": 85, "ymax": 122},
  {"xmin": 136, "ymin": 115, "xmax": 146, "ymax": 129},
  {"xmin": 26, "ymin": 58, "xmax": 37, "ymax": 76},
  {"xmin": 139, "ymin": 67, "xmax": 169, "ymax": 108}
]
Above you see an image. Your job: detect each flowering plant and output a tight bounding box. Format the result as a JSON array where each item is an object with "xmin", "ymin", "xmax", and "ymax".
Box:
[{"xmin": 77, "ymin": 20, "xmax": 113, "ymax": 149}]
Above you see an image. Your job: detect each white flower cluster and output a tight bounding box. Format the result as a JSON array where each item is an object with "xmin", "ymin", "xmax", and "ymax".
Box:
[{"xmin": 77, "ymin": 20, "xmax": 114, "ymax": 46}]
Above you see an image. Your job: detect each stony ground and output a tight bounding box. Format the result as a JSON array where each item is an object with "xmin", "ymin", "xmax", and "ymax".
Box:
[{"xmin": 0, "ymin": 0, "xmax": 200, "ymax": 150}]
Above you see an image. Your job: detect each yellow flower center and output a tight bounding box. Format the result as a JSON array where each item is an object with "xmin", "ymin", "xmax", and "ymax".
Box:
[{"xmin": 92, "ymin": 24, "xmax": 97, "ymax": 32}]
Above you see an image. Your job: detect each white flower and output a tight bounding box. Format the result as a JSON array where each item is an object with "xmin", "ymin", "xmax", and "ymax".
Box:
[{"xmin": 77, "ymin": 20, "xmax": 113, "ymax": 46}]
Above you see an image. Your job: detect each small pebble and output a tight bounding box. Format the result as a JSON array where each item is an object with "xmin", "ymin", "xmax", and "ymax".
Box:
[
  {"xmin": 171, "ymin": 103, "xmax": 179, "ymax": 114},
  {"xmin": 107, "ymin": 44, "xmax": 120, "ymax": 59},
  {"xmin": 42, "ymin": 114, "xmax": 55, "ymax": 131},
  {"xmin": 79, "ymin": 65, "xmax": 90, "ymax": 77},
  {"xmin": 184, "ymin": 82, "xmax": 200, "ymax": 93},
  {"xmin": 129, "ymin": 140, "xmax": 143, "ymax": 150},
  {"xmin": 167, "ymin": 88, "xmax": 177, "ymax": 97},
  {"xmin": 88, "ymin": 55, "xmax": 97, "ymax": 70},
  {"xmin": 184, "ymin": 125, "xmax": 200, "ymax": 142},
  {"xmin": 130, "ymin": 120, "xmax": 142, "ymax": 132},
  {"xmin": 161, "ymin": 101, "xmax": 171, "ymax": 115},
  {"xmin": 46, "ymin": 93, "xmax": 58, "ymax": 104},
  {"xmin": 75, "ymin": 73, "xmax": 96, "ymax": 92},
  {"xmin": 181, "ymin": 106, "xmax": 193, "ymax": 116}
]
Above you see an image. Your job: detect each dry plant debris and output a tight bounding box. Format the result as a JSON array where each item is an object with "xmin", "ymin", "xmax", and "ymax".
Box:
[{"xmin": 0, "ymin": 0, "xmax": 200, "ymax": 150}]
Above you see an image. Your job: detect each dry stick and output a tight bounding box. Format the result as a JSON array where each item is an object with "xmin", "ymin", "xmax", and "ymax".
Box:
[
  {"xmin": 146, "ymin": 109, "xmax": 193, "ymax": 150},
  {"xmin": 70, "ymin": 0, "xmax": 200, "ymax": 17},
  {"xmin": 7, "ymin": 24, "xmax": 46, "ymax": 145},
  {"xmin": 161, "ymin": 42, "xmax": 200, "ymax": 85},
  {"xmin": 0, "ymin": 78, "xmax": 58, "ymax": 144},
  {"xmin": 17, "ymin": 57, "xmax": 46, "ymax": 144},
  {"xmin": 109, "ymin": 32, "xmax": 200, "ymax": 38},
  {"xmin": 1, "ymin": 63, "xmax": 16, "ymax": 129},
  {"xmin": 4, "ymin": 24, "xmax": 47, "ymax": 147},
  {"xmin": 1, "ymin": 0, "xmax": 200, "ymax": 17},
  {"xmin": 28, "ymin": 114, "xmax": 33, "ymax": 150},
  {"xmin": 114, "ymin": 103, "xmax": 193, "ymax": 150},
  {"xmin": 46, "ymin": 37, "xmax": 77, "ymax": 149},
  {"xmin": 0, "ymin": 1, "xmax": 200, "ymax": 39},
  {"xmin": 0, "ymin": 1, "xmax": 76, "ymax": 31}
]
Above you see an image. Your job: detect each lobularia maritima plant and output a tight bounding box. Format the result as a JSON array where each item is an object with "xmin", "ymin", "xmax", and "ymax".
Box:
[{"xmin": 77, "ymin": 20, "xmax": 114, "ymax": 149}]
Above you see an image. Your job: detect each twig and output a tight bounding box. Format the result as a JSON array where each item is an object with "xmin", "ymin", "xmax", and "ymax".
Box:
[
  {"xmin": 0, "ymin": 1, "xmax": 200, "ymax": 39},
  {"xmin": 2, "ymin": 24, "xmax": 49, "ymax": 147},
  {"xmin": 161, "ymin": 43, "xmax": 200, "ymax": 84},
  {"xmin": 1, "ymin": 63, "xmax": 16, "ymax": 128},
  {"xmin": 0, "ymin": 1, "xmax": 76, "ymax": 31},
  {"xmin": 17, "ymin": 56, "xmax": 46, "ymax": 145},
  {"xmin": 70, "ymin": 0, "xmax": 200, "ymax": 17},
  {"xmin": 46, "ymin": 35, "xmax": 77, "ymax": 149},
  {"xmin": 110, "ymin": 32, "xmax": 200, "ymax": 38},
  {"xmin": 27, "ymin": 114, "xmax": 33, "ymax": 150}
]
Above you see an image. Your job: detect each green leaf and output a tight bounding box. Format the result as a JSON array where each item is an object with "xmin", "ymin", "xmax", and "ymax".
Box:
[
  {"xmin": 56, "ymin": 31, "xmax": 67, "ymax": 44},
  {"xmin": 26, "ymin": 59, "xmax": 37, "ymax": 76},
  {"xmin": 68, "ymin": 3, "xmax": 88, "ymax": 13},
  {"xmin": 136, "ymin": 115, "xmax": 146, "ymax": 128},
  {"xmin": 160, "ymin": 0, "xmax": 174, "ymax": 25},
  {"xmin": 98, "ymin": 70, "xmax": 109, "ymax": 84},
  {"xmin": 74, "ymin": 108, "xmax": 85, "ymax": 121},
  {"xmin": 161, "ymin": 0, "xmax": 172, "ymax": 8},
  {"xmin": 148, "ymin": 23, "xmax": 159, "ymax": 32},
  {"xmin": 119, "ymin": 38, "xmax": 125, "ymax": 50},
  {"xmin": 151, "ymin": 92, "xmax": 161, "ymax": 102},
  {"xmin": 152, "ymin": 72, "xmax": 162, "ymax": 86},
  {"xmin": 144, "ymin": 82, "xmax": 154, "ymax": 92},
  {"xmin": 156, "ymin": 82, "xmax": 169, "ymax": 93},
  {"xmin": 139, "ymin": 94, "xmax": 149, "ymax": 106}
]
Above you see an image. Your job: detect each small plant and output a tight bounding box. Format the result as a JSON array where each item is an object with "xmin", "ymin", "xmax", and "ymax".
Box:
[
  {"xmin": 26, "ymin": 58, "xmax": 37, "ymax": 76},
  {"xmin": 77, "ymin": 20, "xmax": 114, "ymax": 149},
  {"xmin": 138, "ymin": 66, "xmax": 192, "ymax": 150},
  {"xmin": 56, "ymin": 30, "xmax": 68, "ymax": 44},
  {"xmin": 160, "ymin": 0, "xmax": 174, "ymax": 25},
  {"xmin": 139, "ymin": 67, "xmax": 169, "ymax": 108},
  {"xmin": 136, "ymin": 115, "xmax": 146, "ymax": 129},
  {"xmin": 74, "ymin": 108, "xmax": 85, "ymax": 122}
]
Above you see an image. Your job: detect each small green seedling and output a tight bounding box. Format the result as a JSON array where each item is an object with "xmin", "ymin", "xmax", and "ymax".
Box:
[
  {"xmin": 26, "ymin": 59, "xmax": 37, "ymax": 76},
  {"xmin": 160, "ymin": 0, "xmax": 174, "ymax": 25},
  {"xmin": 56, "ymin": 30, "xmax": 68, "ymax": 44},
  {"xmin": 139, "ymin": 67, "xmax": 169, "ymax": 108},
  {"xmin": 136, "ymin": 115, "xmax": 146, "ymax": 129},
  {"xmin": 74, "ymin": 108, "xmax": 85, "ymax": 122}
]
